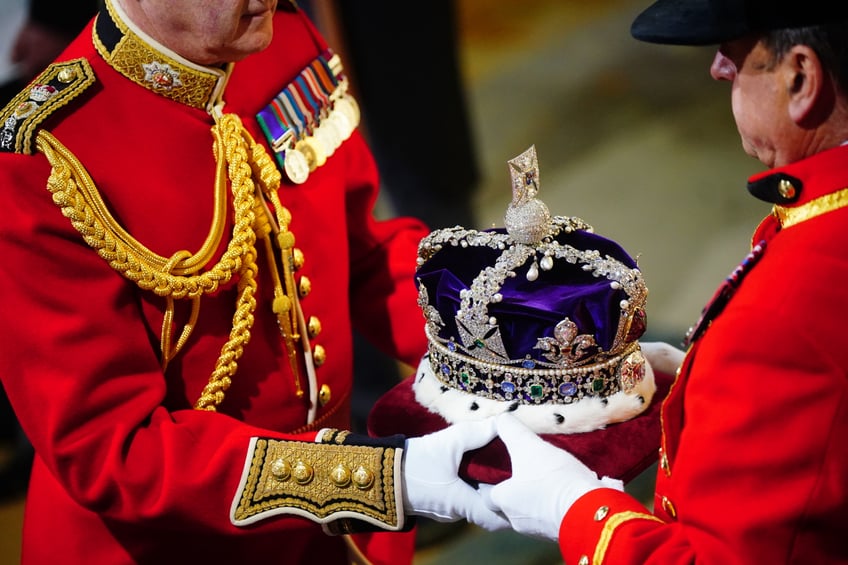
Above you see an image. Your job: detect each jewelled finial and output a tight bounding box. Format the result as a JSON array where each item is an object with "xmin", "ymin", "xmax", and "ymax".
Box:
[{"xmin": 504, "ymin": 145, "xmax": 551, "ymax": 244}]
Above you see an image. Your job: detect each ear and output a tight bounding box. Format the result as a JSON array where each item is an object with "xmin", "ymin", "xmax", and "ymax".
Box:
[{"xmin": 785, "ymin": 45, "xmax": 827, "ymax": 124}]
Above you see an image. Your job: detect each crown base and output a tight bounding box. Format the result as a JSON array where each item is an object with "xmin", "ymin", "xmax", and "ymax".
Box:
[{"xmin": 413, "ymin": 354, "xmax": 657, "ymax": 434}]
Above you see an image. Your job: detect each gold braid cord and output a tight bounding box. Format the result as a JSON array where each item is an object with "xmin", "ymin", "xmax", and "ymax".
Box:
[{"xmin": 34, "ymin": 112, "xmax": 294, "ymax": 411}]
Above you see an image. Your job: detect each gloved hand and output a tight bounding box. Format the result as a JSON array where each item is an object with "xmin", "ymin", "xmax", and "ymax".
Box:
[
  {"xmin": 402, "ymin": 418, "xmax": 509, "ymax": 531},
  {"xmin": 482, "ymin": 414, "xmax": 623, "ymax": 541},
  {"xmin": 639, "ymin": 341, "xmax": 686, "ymax": 376}
]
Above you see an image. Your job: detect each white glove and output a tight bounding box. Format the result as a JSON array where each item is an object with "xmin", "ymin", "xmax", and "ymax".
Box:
[
  {"xmin": 403, "ymin": 418, "xmax": 509, "ymax": 531},
  {"xmin": 482, "ymin": 414, "xmax": 623, "ymax": 541},
  {"xmin": 639, "ymin": 341, "xmax": 686, "ymax": 376}
]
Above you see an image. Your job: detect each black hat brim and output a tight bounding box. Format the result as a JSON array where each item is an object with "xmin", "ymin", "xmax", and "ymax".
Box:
[
  {"xmin": 631, "ymin": 0, "xmax": 751, "ymax": 45},
  {"xmin": 631, "ymin": 0, "xmax": 848, "ymax": 46}
]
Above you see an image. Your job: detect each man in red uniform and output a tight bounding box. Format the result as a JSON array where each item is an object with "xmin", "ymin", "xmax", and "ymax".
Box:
[
  {"xmin": 481, "ymin": 1, "xmax": 848, "ymax": 563},
  {"xmin": 0, "ymin": 0, "xmax": 507, "ymax": 563}
]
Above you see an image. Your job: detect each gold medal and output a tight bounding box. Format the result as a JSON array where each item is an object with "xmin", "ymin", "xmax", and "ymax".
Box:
[
  {"xmin": 315, "ymin": 120, "xmax": 340, "ymax": 157},
  {"xmin": 284, "ymin": 147, "xmax": 310, "ymax": 184},
  {"xmin": 334, "ymin": 96, "xmax": 360, "ymax": 130},
  {"xmin": 328, "ymin": 110, "xmax": 353, "ymax": 141},
  {"xmin": 296, "ymin": 136, "xmax": 326, "ymax": 171}
]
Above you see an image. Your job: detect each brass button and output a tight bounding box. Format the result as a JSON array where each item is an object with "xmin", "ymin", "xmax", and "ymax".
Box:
[
  {"xmin": 298, "ymin": 275, "xmax": 312, "ymax": 297},
  {"xmin": 57, "ymin": 68, "xmax": 77, "ymax": 83},
  {"xmin": 330, "ymin": 464, "xmax": 351, "ymax": 487},
  {"xmin": 778, "ymin": 178, "xmax": 797, "ymax": 199},
  {"xmin": 661, "ymin": 495, "xmax": 677, "ymax": 519},
  {"xmin": 313, "ymin": 344, "xmax": 326, "ymax": 367},
  {"xmin": 292, "ymin": 248, "xmax": 305, "ymax": 270},
  {"xmin": 307, "ymin": 315, "xmax": 322, "ymax": 338},
  {"xmin": 277, "ymin": 231, "xmax": 295, "ymax": 250},
  {"xmin": 270, "ymin": 458, "xmax": 291, "ymax": 481},
  {"xmin": 318, "ymin": 384, "xmax": 331, "ymax": 406},
  {"xmin": 659, "ymin": 448, "xmax": 670, "ymax": 477},
  {"xmin": 594, "ymin": 505, "xmax": 610, "ymax": 521},
  {"xmin": 293, "ymin": 460, "xmax": 314, "ymax": 485},
  {"xmin": 578, "ymin": 556, "xmax": 589, "ymax": 565},
  {"xmin": 352, "ymin": 466, "xmax": 374, "ymax": 490}
]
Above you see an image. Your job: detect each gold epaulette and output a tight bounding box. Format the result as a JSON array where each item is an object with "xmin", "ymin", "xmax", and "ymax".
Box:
[
  {"xmin": 230, "ymin": 430, "xmax": 408, "ymax": 533},
  {"xmin": 0, "ymin": 58, "xmax": 96, "ymax": 155}
]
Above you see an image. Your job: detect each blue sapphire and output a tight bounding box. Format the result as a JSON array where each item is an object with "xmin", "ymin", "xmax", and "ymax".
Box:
[
  {"xmin": 441, "ymin": 364, "xmax": 451, "ymax": 376},
  {"xmin": 559, "ymin": 382, "xmax": 577, "ymax": 396},
  {"xmin": 522, "ymin": 358, "xmax": 536, "ymax": 369},
  {"xmin": 501, "ymin": 381, "xmax": 516, "ymax": 394}
]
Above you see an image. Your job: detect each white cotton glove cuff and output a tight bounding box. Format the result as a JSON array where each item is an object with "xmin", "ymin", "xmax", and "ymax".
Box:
[
  {"xmin": 639, "ymin": 341, "xmax": 685, "ymax": 376},
  {"xmin": 486, "ymin": 414, "xmax": 624, "ymax": 541},
  {"xmin": 402, "ymin": 419, "xmax": 509, "ymax": 531}
]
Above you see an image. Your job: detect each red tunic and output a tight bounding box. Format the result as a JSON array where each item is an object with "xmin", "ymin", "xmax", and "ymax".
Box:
[
  {"xmin": 0, "ymin": 3, "xmax": 427, "ymax": 564},
  {"xmin": 558, "ymin": 144, "xmax": 848, "ymax": 564}
]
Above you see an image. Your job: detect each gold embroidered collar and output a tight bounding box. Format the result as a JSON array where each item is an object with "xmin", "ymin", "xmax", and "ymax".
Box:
[
  {"xmin": 772, "ymin": 186, "xmax": 848, "ymax": 229},
  {"xmin": 93, "ymin": 0, "xmax": 230, "ymax": 113}
]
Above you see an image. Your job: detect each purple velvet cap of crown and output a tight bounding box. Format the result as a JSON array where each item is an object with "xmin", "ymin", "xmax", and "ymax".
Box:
[{"xmin": 415, "ymin": 225, "xmax": 647, "ymax": 368}]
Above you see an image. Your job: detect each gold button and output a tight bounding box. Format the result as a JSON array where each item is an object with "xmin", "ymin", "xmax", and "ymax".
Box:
[
  {"xmin": 661, "ymin": 495, "xmax": 677, "ymax": 519},
  {"xmin": 57, "ymin": 68, "xmax": 77, "ymax": 83},
  {"xmin": 298, "ymin": 275, "xmax": 312, "ymax": 297},
  {"xmin": 778, "ymin": 178, "xmax": 797, "ymax": 199},
  {"xmin": 307, "ymin": 316, "xmax": 322, "ymax": 338},
  {"xmin": 318, "ymin": 384, "xmax": 331, "ymax": 406},
  {"xmin": 352, "ymin": 466, "xmax": 374, "ymax": 490},
  {"xmin": 313, "ymin": 344, "xmax": 326, "ymax": 367},
  {"xmin": 594, "ymin": 505, "xmax": 610, "ymax": 521},
  {"xmin": 578, "ymin": 556, "xmax": 589, "ymax": 565},
  {"xmin": 330, "ymin": 464, "xmax": 351, "ymax": 487},
  {"xmin": 270, "ymin": 458, "xmax": 291, "ymax": 481},
  {"xmin": 659, "ymin": 448, "xmax": 670, "ymax": 477},
  {"xmin": 293, "ymin": 460, "xmax": 314, "ymax": 485},
  {"xmin": 292, "ymin": 248, "xmax": 305, "ymax": 270},
  {"xmin": 277, "ymin": 231, "xmax": 295, "ymax": 250}
]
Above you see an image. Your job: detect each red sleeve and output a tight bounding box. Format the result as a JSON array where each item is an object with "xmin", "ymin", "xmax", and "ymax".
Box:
[
  {"xmin": 343, "ymin": 132, "xmax": 430, "ymax": 369},
  {"xmin": 559, "ymin": 297, "xmax": 848, "ymax": 564}
]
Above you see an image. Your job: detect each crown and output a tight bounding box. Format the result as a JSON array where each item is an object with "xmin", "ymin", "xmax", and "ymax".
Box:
[{"xmin": 413, "ymin": 145, "xmax": 654, "ymax": 433}]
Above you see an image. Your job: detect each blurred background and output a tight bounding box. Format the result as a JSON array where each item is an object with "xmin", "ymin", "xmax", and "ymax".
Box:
[{"xmin": 0, "ymin": 0, "xmax": 769, "ymax": 562}]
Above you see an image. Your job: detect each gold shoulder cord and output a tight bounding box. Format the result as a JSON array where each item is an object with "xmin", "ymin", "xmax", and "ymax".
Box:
[{"xmin": 34, "ymin": 112, "xmax": 301, "ymax": 410}]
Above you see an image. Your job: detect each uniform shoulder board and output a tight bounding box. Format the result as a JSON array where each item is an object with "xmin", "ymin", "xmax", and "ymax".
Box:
[{"xmin": 0, "ymin": 58, "xmax": 96, "ymax": 155}]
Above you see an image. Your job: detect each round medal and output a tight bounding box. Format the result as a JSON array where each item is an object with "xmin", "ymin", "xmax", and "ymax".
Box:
[
  {"xmin": 284, "ymin": 148, "xmax": 310, "ymax": 184},
  {"xmin": 296, "ymin": 136, "xmax": 326, "ymax": 171},
  {"xmin": 335, "ymin": 96, "xmax": 360, "ymax": 129},
  {"xmin": 315, "ymin": 120, "xmax": 340, "ymax": 157},
  {"xmin": 329, "ymin": 110, "xmax": 353, "ymax": 141}
]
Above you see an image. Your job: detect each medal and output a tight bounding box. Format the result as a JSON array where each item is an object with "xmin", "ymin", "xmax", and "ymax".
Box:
[
  {"xmin": 315, "ymin": 119, "xmax": 340, "ymax": 157},
  {"xmin": 284, "ymin": 147, "xmax": 310, "ymax": 184},
  {"xmin": 328, "ymin": 110, "xmax": 352, "ymax": 141},
  {"xmin": 295, "ymin": 136, "xmax": 326, "ymax": 171},
  {"xmin": 334, "ymin": 96, "xmax": 360, "ymax": 130}
]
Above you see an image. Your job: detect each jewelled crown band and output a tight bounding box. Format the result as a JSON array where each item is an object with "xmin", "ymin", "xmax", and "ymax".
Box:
[
  {"xmin": 426, "ymin": 327, "xmax": 645, "ymax": 405},
  {"xmin": 414, "ymin": 145, "xmax": 650, "ymax": 409}
]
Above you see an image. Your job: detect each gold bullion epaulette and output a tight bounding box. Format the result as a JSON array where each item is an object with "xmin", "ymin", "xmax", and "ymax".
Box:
[
  {"xmin": 0, "ymin": 58, "xmax": 96, "ymax": 155},
  {"xmin": 230, "ymin": 430, "xmax": 410, "ymax": 534}
]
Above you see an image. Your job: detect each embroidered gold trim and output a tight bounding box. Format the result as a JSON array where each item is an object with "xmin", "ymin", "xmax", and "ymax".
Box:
[
  {"xmin": 231, "ymin": 439, "xmax": 403, "ymax": 528},
  {"xmin": 94, "ymin": 0, "xmax": 224, "ymax": 110},
  {"xmin": 773, "ymin": 186, "xmax": 848, "ymax": 229},
  {"xmin": 593, "ymin": 510, "xmax": 663, "ymax": 564},
  {"xmin": 0, "ymin": 59, "xmax": 95, "ymax": 154}
]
